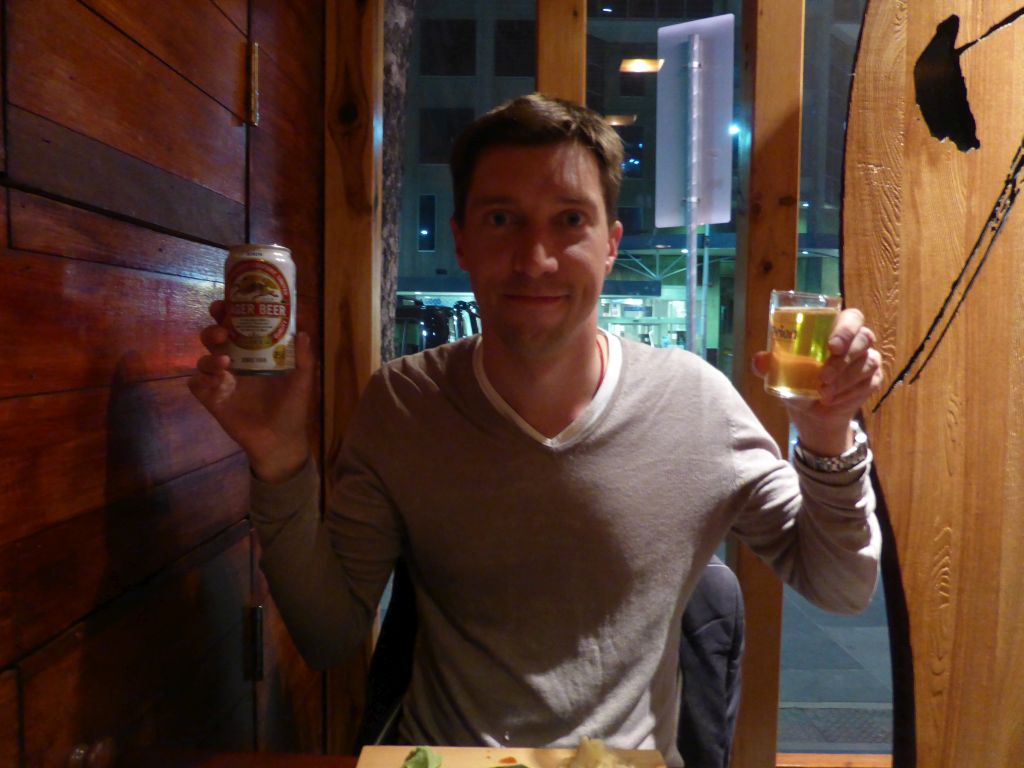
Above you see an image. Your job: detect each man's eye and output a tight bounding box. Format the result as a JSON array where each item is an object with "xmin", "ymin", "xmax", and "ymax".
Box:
[
  {"xmin": 486, "ymin": 211, "xmax": 510, "ymax": 226},
  {"xmin": 563, "ymin": 211, "xmax": 585, "ymax": 227}
]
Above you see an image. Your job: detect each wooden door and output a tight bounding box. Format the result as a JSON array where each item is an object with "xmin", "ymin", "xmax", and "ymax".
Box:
[
  {"xmin": 844, "ymin": 1, "xmax": 1024, "ymax": 765},
  {"xmin": 0, "ymin": 0, "xmax": 325, "ymax": 763}
]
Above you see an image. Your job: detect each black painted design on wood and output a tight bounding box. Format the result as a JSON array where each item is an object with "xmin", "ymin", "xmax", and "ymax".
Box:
[
  {"xmin": 877, "ymin": 131, "xmax": 1024, "ymax": 410},
  {"xmin": 914, "ymin": 8, "xmax": 1024, "ymax": 152},
  {"xmin": 878, "ymin": 7, "xmax": 1024, "ymax": 409},
  {"xmin": 914, "ymin": 16, "xmax": 979, "ymax": 152}
]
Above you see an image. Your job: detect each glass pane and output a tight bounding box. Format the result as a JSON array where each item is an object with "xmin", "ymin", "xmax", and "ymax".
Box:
[
  {"xmin": 781, "ymin": 0, "xmax": 893, "ymax": 756},
  {"xmin": 589, "ymin": 1, "xmax": 741, "ymax": 377},
  {"xmin": 397, "ymin": 0, "xmax": 536, "ymax": 336}
]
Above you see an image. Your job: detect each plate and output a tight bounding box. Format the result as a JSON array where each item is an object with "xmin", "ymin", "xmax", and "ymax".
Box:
[{"xmin": 356, "ymin": 745, "xmax": 666, "ymax": 768}]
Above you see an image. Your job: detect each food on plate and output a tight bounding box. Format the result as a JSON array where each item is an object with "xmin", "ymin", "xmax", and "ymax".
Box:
[
  {"xmin": 558, "ymin": 737, "xmax": 634, "ymax": 768},
  {"xmin": 400, "ymin": 746, "xmax": 443, "ymax": 768}
]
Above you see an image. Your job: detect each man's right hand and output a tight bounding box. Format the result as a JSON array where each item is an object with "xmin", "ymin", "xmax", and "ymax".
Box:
[{"xmin": 188, "ymin": 300, "xmax": 315, "ymax": 483}]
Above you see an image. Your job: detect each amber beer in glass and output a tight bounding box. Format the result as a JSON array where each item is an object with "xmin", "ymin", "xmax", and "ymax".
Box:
[{"xmin": 765, "ymin": 290, "xmax": 842, "ymax": 399}]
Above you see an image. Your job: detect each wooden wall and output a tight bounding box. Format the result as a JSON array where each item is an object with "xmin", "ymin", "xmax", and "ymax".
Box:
[
  {"xmin": 845, "ymin": 1, "xmax": 1024, "ymax": 765},
  {"xmin": 0, "ymin": 0, "xmax": 326, "ymax": 763}
]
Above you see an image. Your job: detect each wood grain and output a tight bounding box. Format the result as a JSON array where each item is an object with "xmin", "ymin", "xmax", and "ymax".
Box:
[
  {"xmin": 252, "ymin": 0, "xmax": 325, "ymax": 101},
  {"xmin": 7, "ymin": 107, "xmax": 245, "ymax": 245},
  {"xmin": 730, "ymin": 3, "xmax": 806, "ymax": 767},
  {"xmin": 7, "ymin": 453, "xmax": 250, "ymax": 662},
  {"xmin": 536, "ymin": 0, "xmax": 586, "ymax": 104},
  {"xmin": 0, "ymin": 542, "xmax": 13, "ymax": 667},
  {"xmin": 21, "ymin": 524, "xmax": 253, "ymax": 765},
  {"xmin": 1, "ymin": 248, "xmax": 218, "ymax": 398},
  {"xmin": 0, "ymin": 378, "xmax": 240, "ymax": 549},
  {"xmin": 844, "ymin": 1, "xmax": 1024, "ymax": 766},
  {"xmin": 0, "ymin": 670, "xmax": 17, "ymax": 768},
  {"xmin": 81, "ymin": 0, "xmax": 248, "ymax": 118},
  {"xmin": 249, "ymin": 49, "xmax": 324, "ymax": 299},
  {"xmin": 10, "ymin": 190, "xmax": 228, "ymax": 282},
  {"xmin": 8, "ymin": 0, "xmax": 245, "ymax": 202},
  {"xmin": 212, "ymin": 0, "xmax": 249, "ymax": 35},
  {"xmin": 776, "ymin": 756, "xmax": 891, "ymax": 768},
  {"xmin": 254, "ymin": 548, "xmax": 325, "ymax": 754},
  {"xmin": 324, "ymin": 0, "xmax": 383, "ymax": 753},
  {"xmin": 0, "ymin": 8, "xmax": 5, "ymax": 175}
]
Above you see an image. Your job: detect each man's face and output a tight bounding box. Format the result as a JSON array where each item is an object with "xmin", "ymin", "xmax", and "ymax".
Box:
[{"xmin": 451, "ymin": 141, "xmax": 622, "ymax": 360}]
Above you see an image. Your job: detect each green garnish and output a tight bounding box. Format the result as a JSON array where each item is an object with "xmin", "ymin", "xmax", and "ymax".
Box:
[{"xmin": 401, "ymin": 746, "xmax": 443, "ymax": 768}]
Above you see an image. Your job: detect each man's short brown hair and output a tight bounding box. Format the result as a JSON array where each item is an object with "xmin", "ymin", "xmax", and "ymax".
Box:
[{"xmin": 450, "ymin": 93, "xmax": 624, "ymax": 227}]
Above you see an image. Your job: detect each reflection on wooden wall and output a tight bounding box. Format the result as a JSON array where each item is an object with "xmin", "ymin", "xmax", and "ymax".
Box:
[
  {"xmin": 0, "ymin": 0, "xmax": 326, "ymax": 762},
  {"xmin": 845, "ymin": 1, "xmax": 1024, "ymax": 766}
]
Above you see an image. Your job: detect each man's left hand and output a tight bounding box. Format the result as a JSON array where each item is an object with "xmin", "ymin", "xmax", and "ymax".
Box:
[{"xmin": 752, "ymin": 308, "xmax": 883, "ymax": 456}]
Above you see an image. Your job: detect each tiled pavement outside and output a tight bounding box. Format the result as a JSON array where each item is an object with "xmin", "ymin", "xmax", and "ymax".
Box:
[{"xmin": 778, "ymin": 584, "xmax": 893, "ymax": 754}]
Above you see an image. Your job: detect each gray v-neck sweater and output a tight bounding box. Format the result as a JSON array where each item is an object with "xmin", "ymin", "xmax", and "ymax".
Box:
[{"xmin": 251, "ymin": 336, "xmax": 879, "ymax": 765}]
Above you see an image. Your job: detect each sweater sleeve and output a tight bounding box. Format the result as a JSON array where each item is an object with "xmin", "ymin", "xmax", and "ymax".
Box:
[
  {"xmin": 250, "ymin": 378, "xmax": 405, "ymax": 668},
  {"xmin": 726, "ymin": 405, "xmax": 881, "ymax": 615}
]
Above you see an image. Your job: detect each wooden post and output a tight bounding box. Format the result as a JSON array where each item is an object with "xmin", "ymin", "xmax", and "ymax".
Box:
[
  {"xmin": 731, "ymin": 1, "xmax": 805, "ymax": 766},
  {"xmin": 324, "ymin": 0, "xmax": 384, "ymax": 753},
  {"xmin": 536, "ymin": 0, "xmax": 586, "ymax": 104}
]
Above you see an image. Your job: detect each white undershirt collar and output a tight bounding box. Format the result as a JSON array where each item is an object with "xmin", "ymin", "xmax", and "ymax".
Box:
[{"xmin": 472, "ymin": 329, "xmax": 622, "ymax": 448}]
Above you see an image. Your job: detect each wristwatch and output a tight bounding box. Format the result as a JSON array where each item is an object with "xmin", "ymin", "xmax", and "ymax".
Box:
[{"xmin": 794, "ymin": 421, "xmax": 870, "ymax": 472}]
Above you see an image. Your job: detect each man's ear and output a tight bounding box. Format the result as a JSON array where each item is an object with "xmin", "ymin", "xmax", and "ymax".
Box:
[
  {"xmin": 450, "ymin": 216, "xmax": 468, "ymax": 270},
  {"xmin": 606, "ymin": 220, "xmax": 623, "ymax": 275}
]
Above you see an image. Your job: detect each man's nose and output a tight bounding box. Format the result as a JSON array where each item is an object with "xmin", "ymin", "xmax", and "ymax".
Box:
[{"xmin": 513, "ymin": 228, "xmax": 559, "ymax": 277}]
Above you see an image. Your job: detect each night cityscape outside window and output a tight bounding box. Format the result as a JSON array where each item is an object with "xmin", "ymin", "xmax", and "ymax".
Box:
[{"xmin": 420, "ymin": 18, "xmax": 476, "ymax": 76}]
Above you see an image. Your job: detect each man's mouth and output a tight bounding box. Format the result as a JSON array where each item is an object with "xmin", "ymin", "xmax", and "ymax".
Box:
[{"xmin": 502, "ymin": 293, "xmax": 566, "ymax": 305}]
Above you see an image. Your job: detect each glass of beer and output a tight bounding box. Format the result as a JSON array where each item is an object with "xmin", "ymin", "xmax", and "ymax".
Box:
[{"xmin": 765, "ymin": 290, "xmax": 842, "ymax": 399}]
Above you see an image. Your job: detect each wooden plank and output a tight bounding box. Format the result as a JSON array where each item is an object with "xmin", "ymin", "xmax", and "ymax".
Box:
[
  {"xmin": 7, "ymin": 108, "xmax": 245, "ymax": 245},
  {"xmin": 0, "ymin": 670, "xmax": 17, "ymax": 768},
  {"xmin": 0, "ymin": 248, "xmax": 218, "ymax": 399},
  {"xmin": 844, "ymin": 2, "xmax": 1024, "ymax": 766},
  {"xmin": 212, "ymin": 0, "xmax": 249, "ymax": 35},
  {"xmin": 0, "ymin": 189, "xmax": 7, "ymax": 249},
  {"xmin": 0, "ymin": 379, "xmax": 240, "ymax": 549},
  {"xmin": 254, "ymin": 552, "xmax": 324, "ymax": 753},
  {"xmin": 0, "ymin": 544, "xmax": 13, "ymax": 667},
  {"xmin": 256, "ymin": 597, "xmax": 324, "ymax": 752},
  {"xmin": 10, "ymin": 190, "xmax": 228, "ymax": 282},
  {"xmin": 252, "ymin": 0, "xmax": 325, "ymax": 100},
  {"xmin": 840, "ymin": 4, "xmax": 914, "ymax": 766},
  {"xmin": 0, "ymin": 8, "xmax": 5, "ymax": 175},
  {"xmin": 536, "ymin": 0, "xmax": 586, "ymax": 104},
  {"xmin": 249, "ymin": 50, "xmax": 324, "ymax": 298},
  {"xmin": 7, "ymin": 0, "xmax": 246, "ymax": 202},
  {"xmin": 324, "ymin": 0, "xmax": 382, "ymax": 463},
  {"xmin": 7, "ymin": 453, "xmax": 250, "ymax": 661},
  {"xmin": 776, "ymin": 756, "xmax": 891, "ymax": 768},
  {"xmin": 731, "ymin": 2, "xmax": 806, "ymax": 767},
  {"xmin": 81, "ymin": 0, "xmax": 247, "ymax": 118},
  {"xmin": 21, "ymin": 524, "xmax": 253, "ymax": 764},
  {"xmin": 324, "ymin": 0, "xmax": 383, "ymax": 753}
]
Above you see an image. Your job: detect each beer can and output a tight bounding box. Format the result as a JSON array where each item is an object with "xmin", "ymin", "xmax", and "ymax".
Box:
[{"xmin": 224, "ymin": 243, "xmax": 296, "ymax": 374}]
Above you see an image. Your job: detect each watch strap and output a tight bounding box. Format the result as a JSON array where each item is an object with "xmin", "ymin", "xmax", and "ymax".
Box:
[{"xmin": 794, "ymin": 421, "xmax": 869, "ymax": 473}]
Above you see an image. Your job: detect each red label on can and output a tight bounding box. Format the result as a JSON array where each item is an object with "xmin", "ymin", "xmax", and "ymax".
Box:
[{"xmin": 226, "ymin": 259, "xmax": 292, "ymax": 349}]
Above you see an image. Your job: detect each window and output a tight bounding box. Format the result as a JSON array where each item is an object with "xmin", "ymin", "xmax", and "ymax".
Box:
[
  {"xmin": 494, "ymin": 19, "xmax": 536, "ymax": 77},
  {"xmin": 419, "ymin": 108, "xmax": 475, "ymax": 164},
  {"xmin": 617, "ymin": 206, "xmax": 644, "ymax": 235},
  {"xmin": 418, "ymin": 195, "xmax": 436, "ymax": 252},
  {"xmin": 616, "ymin": 124, "xmax": 645, "ymax": 179},
  {"xmin": 420, "ymin": 19, "xmax": 476, "ymax": 76}
]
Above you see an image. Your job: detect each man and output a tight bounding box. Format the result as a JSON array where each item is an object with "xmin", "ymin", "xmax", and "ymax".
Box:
[{"xmin": 190, "ymin": 94, "xmax": 883, "ymax": 766}]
